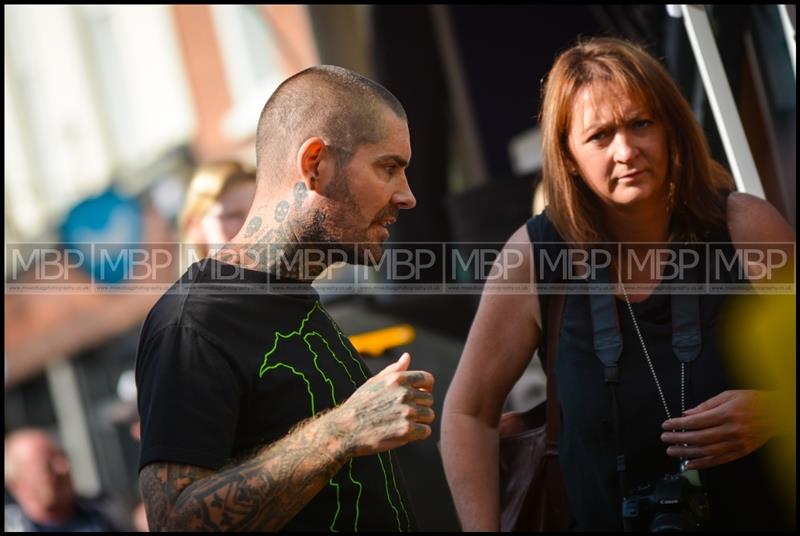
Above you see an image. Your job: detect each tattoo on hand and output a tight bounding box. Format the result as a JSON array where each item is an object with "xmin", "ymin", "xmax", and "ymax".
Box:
[
  {"xmin": 416, "ymin": 407, "xmax": 433, "ymax": 419},
  {"xmin": 402, "ymin": 372, "xmax": 427, "ymax": 385}
]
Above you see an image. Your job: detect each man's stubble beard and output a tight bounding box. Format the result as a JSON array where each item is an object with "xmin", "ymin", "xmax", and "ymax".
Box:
[{"xmin": 305, "ymin": 168, "xmax": 390, "ymax": 267}]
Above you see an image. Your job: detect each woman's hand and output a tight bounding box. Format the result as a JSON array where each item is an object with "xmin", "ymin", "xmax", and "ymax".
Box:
[{"xmin": 660, "ymin": 390, "xmax": 780, "ymax": 470}]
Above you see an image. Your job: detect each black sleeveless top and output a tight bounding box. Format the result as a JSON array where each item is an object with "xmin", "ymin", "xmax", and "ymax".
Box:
[{"xmin": 527, "ymin": 211, "xmax": 788, "ymax": 531}]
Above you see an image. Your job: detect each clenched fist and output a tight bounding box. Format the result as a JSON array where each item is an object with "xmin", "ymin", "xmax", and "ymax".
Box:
[{"xmin": 328, "ymin": 353, "xmax": 435, "ymax": 457}]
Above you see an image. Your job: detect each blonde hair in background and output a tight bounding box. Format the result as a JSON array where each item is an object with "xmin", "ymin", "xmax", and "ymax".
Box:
[
  {"xmin": 179, "ymin": 161, "xmax": 256, "ymax": 272},
  {"xmin": 539, "ymin": 37, "xmax": 734, "ymax": 245},
  {"xmin": 532, "ymin": 181, "xmax": 547, "ymax": 216}
]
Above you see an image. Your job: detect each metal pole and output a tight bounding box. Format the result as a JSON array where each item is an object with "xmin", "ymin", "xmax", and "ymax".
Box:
[
  {"xmin": 431, "ymin": 5, "xmax": 489, "ymax": 189},
  {"xmin": 778, "ymin": 4, "xmax": 796, "ymax": 79},
  {"xmin": 46, "ymin": 359, "xmax": 102, "ymax": 497},
  {"xmin": 681, "ymin": 5, "xmax": 766, "ymax": 198}
]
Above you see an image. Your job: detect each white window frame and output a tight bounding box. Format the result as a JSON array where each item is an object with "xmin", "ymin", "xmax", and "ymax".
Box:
[{"xmin": 210, "ymin": 4, "xmax": 286, "ymax": 142}]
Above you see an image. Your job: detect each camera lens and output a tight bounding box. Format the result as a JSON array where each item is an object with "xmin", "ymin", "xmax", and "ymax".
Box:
[{"xmin": 650, "ymin": 512, "xmax": 698, "ymax": 532}]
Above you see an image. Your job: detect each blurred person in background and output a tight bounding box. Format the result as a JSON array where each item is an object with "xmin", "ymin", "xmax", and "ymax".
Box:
[
  {"xmin": 4, "ymin": 428, "xmax": 129, "ymax": 532},
  {"xmin": 178, "ymin": 161, "xmax": 257, "ymax": 272},
  {"xmin": 118, "ymin": 162, "xmax": 256, "ymax": 451},
  {"xmin": 107, "ymin": 370, "xmax": 148, "ymax": 532},
  {"xmin": 130, "ymin": 502, "xmax": 148, "ymax": 533}
]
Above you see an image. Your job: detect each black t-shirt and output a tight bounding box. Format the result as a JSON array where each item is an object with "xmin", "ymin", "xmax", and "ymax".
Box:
[{"xmin": 136, "ymin": 259, "xmax": 415, "ymax": 532}]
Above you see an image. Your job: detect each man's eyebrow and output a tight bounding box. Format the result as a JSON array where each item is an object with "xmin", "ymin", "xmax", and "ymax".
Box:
[{"xmin": 374, "ymin": 155, "xmax": 409, "ymax": 168}]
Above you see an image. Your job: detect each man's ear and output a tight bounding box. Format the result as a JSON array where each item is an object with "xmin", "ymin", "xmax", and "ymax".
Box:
[{"xmin": 297, "ymin": 137, "xmax": 334, "ymax": 194}]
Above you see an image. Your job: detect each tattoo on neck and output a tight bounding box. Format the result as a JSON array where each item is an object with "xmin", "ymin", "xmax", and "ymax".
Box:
[
  {"xmin": 274, "ymin": 201, "xmax": 290, "ymax": 223},
  {"xmin": 293, "ymin": 182, "xmax": 308, "ymax": 207},
  {"xmin": 236, "ymin": 187, "xmax": 334, "ymax": 280},
  {"xmin": 243, "ymin": 217, "xmax": 262, "ymax": 238}
]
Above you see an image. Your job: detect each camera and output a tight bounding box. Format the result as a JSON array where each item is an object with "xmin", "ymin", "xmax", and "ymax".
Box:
[{"xmin": 622, "ymin": 472, "xmax": 711, "ymax": 531}]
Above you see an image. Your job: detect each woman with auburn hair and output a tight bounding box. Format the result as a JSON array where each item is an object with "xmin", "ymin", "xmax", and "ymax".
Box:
[
  {"xmin": 442, "ymin": 37, "xmax": 794, "ymax": 531},
  {"xmin": 179, "ymin": 161, "xmax": 256, "ymax": 271}
]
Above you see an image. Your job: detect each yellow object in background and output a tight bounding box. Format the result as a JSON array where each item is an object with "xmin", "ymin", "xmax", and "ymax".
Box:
[
  {"xmin": 349, "ymin": 324, "xmax": 416, "ymax": 357},
  {"xmin": 721, "ymin": 276, "xmax": 796, "ymax": 527}
]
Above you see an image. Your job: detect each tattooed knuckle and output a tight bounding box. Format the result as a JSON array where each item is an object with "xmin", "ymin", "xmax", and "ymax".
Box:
[{"xmin": 403, "ymin": 421, "xmax": 414, "ymax": 436}]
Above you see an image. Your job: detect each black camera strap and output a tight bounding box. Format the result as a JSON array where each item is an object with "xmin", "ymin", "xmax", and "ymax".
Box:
[
  {"xmin": 588, "ymin": 267, "xmax": 628, "ymax": 503},
  {"xmin": 588, "ymin": 261, "xmax": 702, "ymax": 531}
]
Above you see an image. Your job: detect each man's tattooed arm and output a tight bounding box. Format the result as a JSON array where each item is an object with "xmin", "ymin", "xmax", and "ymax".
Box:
[
  {"xmin": 139, "ymin": 355, "xmax": 435, "ymax": 531},
  {"xmin": 139, "ymin": 413, "xmax": 350, "ymax": 531}
]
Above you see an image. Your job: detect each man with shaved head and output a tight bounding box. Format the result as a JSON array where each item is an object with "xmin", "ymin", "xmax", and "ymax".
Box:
[
  {"xmin": 220, "ymin": 65, "xmax": 415, "ymax": 273},
  {"xmin": 136, "ymin": 66, "xmax": 433, "ymax": 531},
  {"xmin": 5, "ymin": 429, "xmax": 124, "ymax": 532}
]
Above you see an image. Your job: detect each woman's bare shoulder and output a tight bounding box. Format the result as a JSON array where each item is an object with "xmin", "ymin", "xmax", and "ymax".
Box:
[{"xmin": 726, "ymin": 192, "xmax": 795, "ymax": 244}]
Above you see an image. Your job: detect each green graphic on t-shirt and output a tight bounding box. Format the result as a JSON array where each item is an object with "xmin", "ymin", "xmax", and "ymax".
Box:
[
  {"xmin": 259, "ymin": 301, "xmax": 410, "ymax": 532},
  {"xmin": 320, "ymin": 308, "xmax": 411, "ymax": 532}
]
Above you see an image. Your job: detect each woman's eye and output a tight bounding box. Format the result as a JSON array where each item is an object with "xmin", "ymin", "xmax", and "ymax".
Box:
[
  {"xmin": 633, "ymin": 119, "xmax": 652, "ymax": 129},
  {"xmin": 589, "ymin": 130, "xmax": 608, "ymax": 142}
]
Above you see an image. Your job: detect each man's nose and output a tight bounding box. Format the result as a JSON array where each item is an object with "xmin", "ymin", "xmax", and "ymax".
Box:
[
  {"xmin": 50, "ymin": 455, "xmax": 71, "ymax": 477},
  {"xmin": 393, "ymin": 176, "xmax": 416, "ymax": 210}
]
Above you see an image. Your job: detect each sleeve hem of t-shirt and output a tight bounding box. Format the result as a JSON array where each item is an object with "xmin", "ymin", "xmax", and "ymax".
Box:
[{"xmin": 139, "ymin": 445, "xmax": 223, "ymax": 473}]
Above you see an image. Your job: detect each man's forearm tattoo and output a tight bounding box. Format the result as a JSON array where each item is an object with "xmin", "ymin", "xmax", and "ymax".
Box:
[{"xmin": 140, "ymin": 416, "xmax": 347, "ymax": 531}]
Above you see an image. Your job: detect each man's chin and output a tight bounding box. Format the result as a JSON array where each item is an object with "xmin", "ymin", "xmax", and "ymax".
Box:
[
  {"xmin": 321, "ymin": 241, "xmax": 384, "ymax": 266},
  {"xmin": 352, "ymin": 242, "xmax": 387, "ymax": 267}
]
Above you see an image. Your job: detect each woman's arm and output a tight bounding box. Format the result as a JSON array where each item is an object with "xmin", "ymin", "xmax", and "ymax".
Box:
[
  {"xmin": 441, "ymin": 224, "xmax": 543, "ymax": 530},
  {"xmin": 725, "ymin": 192, "xmax": 795, "ymax": 282},
  {"xmin": 661, "ymin": 193, "xmax": 795, "ymax": 469}
]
